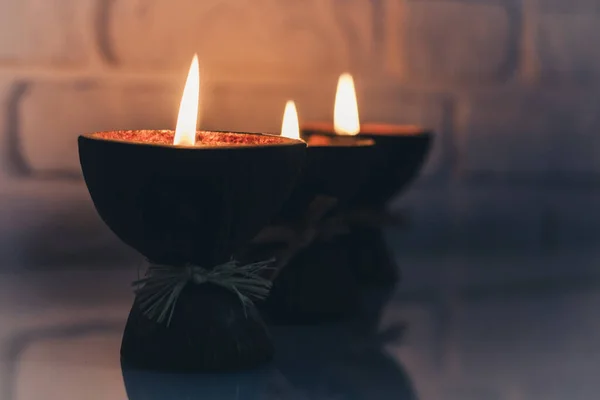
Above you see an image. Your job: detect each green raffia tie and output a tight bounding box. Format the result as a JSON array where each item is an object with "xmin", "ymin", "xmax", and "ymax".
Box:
[{"xmin": 132, "ymin": 258, "xmax": 275, "ymax": 327}]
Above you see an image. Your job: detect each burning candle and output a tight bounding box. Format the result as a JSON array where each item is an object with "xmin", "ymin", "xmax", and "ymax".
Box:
[
  {"xmin": 302, "ymin": 72, "xmax": 433, "ymax": 207},
  {"xmin": 78, "ymin": 55, "xmax": 306, "ymax": 372},
  {"xmin": 334, "ymin": 73, "xmax": 360, "ymax": 136}
]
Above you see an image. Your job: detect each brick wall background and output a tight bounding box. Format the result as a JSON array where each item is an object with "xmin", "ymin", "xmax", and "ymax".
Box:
[{"xmin": 0, "ymin": 0, "xmax": 599, "ymax": 267}]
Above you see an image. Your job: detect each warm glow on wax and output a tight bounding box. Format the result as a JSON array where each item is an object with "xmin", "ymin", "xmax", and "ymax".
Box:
[
  {"xmin": 281, "ymin": 100, "xmax": 300, "ymax": 140},
  {"xmin": 173, "ymin": 54, "xmax": 200, "ymax": 146},
  {"xmin": 333, "ymin": 73, "xmax": 360, "ymax": 136}
]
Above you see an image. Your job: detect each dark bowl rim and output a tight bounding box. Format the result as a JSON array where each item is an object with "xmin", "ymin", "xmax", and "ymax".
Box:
[{"xmin": 79, "ymin": 129, "xmax": 307, "ymax": 150}]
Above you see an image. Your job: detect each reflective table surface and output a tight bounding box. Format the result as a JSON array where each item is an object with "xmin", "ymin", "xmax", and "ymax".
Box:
[{"xmin": 2, "ymin": 244, "xmax": 600, "ymax": 400}]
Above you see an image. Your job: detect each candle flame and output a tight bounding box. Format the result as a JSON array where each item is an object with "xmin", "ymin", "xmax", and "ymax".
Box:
[
  {"xmin": 281, "ymin": 100, "xmax": 300, "ymax": 140},
  {"xmin": 173, "ymin": 54, "xmax": 200, "ymax": 146},
  {"xmin": 334, "ymin": 73, "xmax": 360, "ymax": 136}
]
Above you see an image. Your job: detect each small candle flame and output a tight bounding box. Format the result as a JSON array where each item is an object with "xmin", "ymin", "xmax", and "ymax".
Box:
[
  {"xmin": 281, "ymin": 100, "xmax": 300, "ymax": 140},
  {"xmin": 334, "ymin": 73, "xmax": 360, "ymax": 136},
  {"xmin": 173, "ymin": 54, "xmax": 200, "ymax": 146}
]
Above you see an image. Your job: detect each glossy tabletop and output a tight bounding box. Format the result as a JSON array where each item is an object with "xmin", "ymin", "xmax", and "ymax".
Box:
[{"xmin": 2, "ymin": 244, "xmax": 600, "ymax": 400}]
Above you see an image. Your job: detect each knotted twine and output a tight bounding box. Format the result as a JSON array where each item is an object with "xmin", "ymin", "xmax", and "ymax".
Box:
[
  {"xmin": 133, "ymin": 258, "xmax": 274, "ymax": 326},
  {"xmin": 252, "ymin": 195, "xmax": 338, "ymax": 280},
  {"xmin": 251, "ymin": 195, "xmax": 407, "ymax": 280}
]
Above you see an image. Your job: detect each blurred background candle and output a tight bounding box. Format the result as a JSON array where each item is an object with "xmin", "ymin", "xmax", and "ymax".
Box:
[
  {"xmin": 301, "ymin": 73, "xmax": 433, "ymax": 286},
  {"xmin": 333, "ymin": 73, "xmax": 360, "ymax": 136},
  {"xmin": 281, "ymin": 100, "xmax": 300, "ymax": 140},
  {"xmin": 245, "ymin": 100, "xmax": 375, "ymax": 324}
]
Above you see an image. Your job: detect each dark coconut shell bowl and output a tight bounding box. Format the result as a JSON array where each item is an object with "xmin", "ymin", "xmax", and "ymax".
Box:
[
  {"xmin": 302, "ymin": 123, "xmax": 433, "ymax": 208},
  {"xmin": 79, "ymin": 130, "xmax": 306, "ymax": 372},
  {"xmin": 251, "ymin": 136, "xmax": 377, "ymax": 325}
]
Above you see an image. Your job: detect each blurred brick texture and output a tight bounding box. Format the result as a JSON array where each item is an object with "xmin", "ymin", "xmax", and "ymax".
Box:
[{"xmin": 0, "ymin": 0, "xmax": 599, "ymax": 267}]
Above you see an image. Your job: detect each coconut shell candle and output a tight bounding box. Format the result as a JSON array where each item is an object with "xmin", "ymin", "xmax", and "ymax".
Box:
[
  {"xmin": 302, "ymin": 123, "xmax": 432, "ymax": 208},
  {"xmin": 301, "ymin": 74, "xmax": 433, "ymax": 287},
  {"xmin": 78, "ymin": 56, "xmax": 306, "ymax": 372},
  {"xmin": 243, "ymin": 101, "xmax": 375, "ymax": 325}
]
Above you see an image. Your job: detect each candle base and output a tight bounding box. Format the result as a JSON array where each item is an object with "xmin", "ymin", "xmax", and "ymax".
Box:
[
  {"xmin": 120, "ymin": 283, "xmax": 274, "ymax": 372},
  {"xmin": 260, "ymin": 237, "xmax": 361, "ymax": 325}
]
